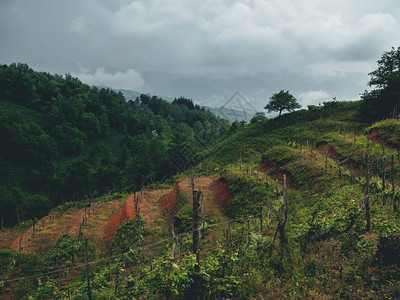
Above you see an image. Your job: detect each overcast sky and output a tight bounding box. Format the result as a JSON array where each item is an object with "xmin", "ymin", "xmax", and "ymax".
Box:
[{"xmin": 1, "ymin": 0, "xmax": 399, "ymax": 111}]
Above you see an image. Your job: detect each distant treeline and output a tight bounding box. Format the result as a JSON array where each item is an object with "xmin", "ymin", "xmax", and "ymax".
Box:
[{"xmin": 0, "ymin": 63, "xmax": 229, "ymax": 226}]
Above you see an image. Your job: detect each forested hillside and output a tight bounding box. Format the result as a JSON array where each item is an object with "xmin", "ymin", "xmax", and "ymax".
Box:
[
  {"xmin": 0, "ymin": 63, "xmax": 229, "ymax": 227},
  {"xmin": 2, "ymin": 48, "xmax": 400, "ymax": 299},
  {"xmin": 3, "ymin": 97, "xmax": 400, "ymax": 298}
]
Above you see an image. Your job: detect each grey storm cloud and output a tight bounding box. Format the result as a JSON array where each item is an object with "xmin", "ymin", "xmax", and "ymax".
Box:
[{"xmin": 1, "ymin": 0, "xmax": 400, "ymax": 109}]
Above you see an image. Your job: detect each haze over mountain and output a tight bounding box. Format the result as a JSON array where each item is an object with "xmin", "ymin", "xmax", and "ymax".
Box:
[{"xmin": 138, "ymin": 69, "xmax": 368, "ymax": 111}]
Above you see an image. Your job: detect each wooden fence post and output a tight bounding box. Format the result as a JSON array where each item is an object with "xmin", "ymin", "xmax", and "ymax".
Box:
[
  {"xmin": 365, "ymin": 154, "xmax": 371, "ymax": 232},
  {"xmin": 201, "ymin": 194, "xmax": 206, "ymax": 240},
  {"xmin": 192, "ymin": 190, "xmax": 202, "ymax": 268},
  {"xmin": 325, "ymin": 149, "xmax": 328, "ymax": 171},
  {"xmin": 383, "ymin": 156, "xmax": 387, "ymax": 205},
  {"xmin": 85, "ymin": 236, "xmax": 92, "ymax": 300},
  {"xmin": 279, "ymin": 174, "xmax": 288, "ymax": 248},
  {"xmin": 171, "ymin": 225, "xmax": 178, "ymax": 260},
  {"xmin": 191, "ymin": 169, "xmax": 195, "ymax": 192},
  {"xmin": 392, "ymin": 155, "xmax": 396, "ymax": 213},
  {"xmin": 138, "ymin": 209, "xmax": 141, "ymax": 248}
]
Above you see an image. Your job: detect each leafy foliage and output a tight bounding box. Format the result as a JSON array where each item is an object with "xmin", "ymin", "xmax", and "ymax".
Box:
[
  {"xmin": 265, "ymin": 90, "xmax": 301, "ymax": 116},
  {"xmin": 359, "ymin": 47, "xmax": 400, "ymax": 121}
]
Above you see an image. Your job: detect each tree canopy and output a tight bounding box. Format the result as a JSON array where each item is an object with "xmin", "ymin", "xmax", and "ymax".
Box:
[
  {"xmin": 0, "ymin": 63, "xmax": 230, "ymax": 226},
  {"xmin": 358, "ymin": 47, "xmax": 400, "ymax": 121},
  {"xmin": 264, "ymin": 90, "xmax": 301, "ymax": 116}
]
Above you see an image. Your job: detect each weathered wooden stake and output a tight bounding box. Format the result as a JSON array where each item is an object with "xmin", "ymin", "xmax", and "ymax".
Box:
[
  {"xmin": 275, "ymin": 179, "xmax": 279, "ymax": 208},
  {"xmin": 138, "ymin": 209, "xmax": 141, "ymax": 248},
  {"xmin": 325, "ymin": 149, "xmax": 328, "ymax": 171},
  {"xmin": 201, "ymin": 195, "xmax": 206, "ymax": 240},
  {"xmin": 278, "ymin": 174, "xmax": 288, "ymax": 249},
  {"xmin": 134, "ymin": 196, "xmax": 139, "ymax": 217},
  {"xmin": 383, "ymin": 156, "xmax": 387, "ymax": 205},
  {"xmin": 259, "ymin": 205, "xmax": 263, "ymax": 233},
  {"xmin": 392, "ymin": 155, "xmax": 397, "ymax": 213},
  {"xmin": 171, "ymin": 225, "xmax": 178, "ymax": 260},
  {"xmin": 191, "ymin": 169, "xmax": 195, "ymax": 192},
  {"xmin": 85, "ymin": 236, "xmax": 92, "ymax": 300},
  {"xmin": 365, "ymin": 154, "xmax": 371, "ymax": 232},
  {"xmin": 192, "ymin": 190, "xmax": 202, "ymax": 262}
]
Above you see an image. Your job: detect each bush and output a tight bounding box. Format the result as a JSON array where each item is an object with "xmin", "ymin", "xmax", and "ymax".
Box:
[{"xmin": 377, "ymin": 234, "xmax": 400, "ymax": 266}]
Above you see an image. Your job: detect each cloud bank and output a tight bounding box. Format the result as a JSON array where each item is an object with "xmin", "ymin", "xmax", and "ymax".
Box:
[
  {"xmin": 0, "ymin": 0, "xmax": 399, "ymax": 105},
  {"xmin": 73, "ymin": 67, "xmax": 144, "ymax": 90}
]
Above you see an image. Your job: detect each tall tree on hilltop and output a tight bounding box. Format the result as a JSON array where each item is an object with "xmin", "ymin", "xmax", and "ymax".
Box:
[
  {"xmin": 265, "ymin": 90, "xmax": 301, "ymax": 116},
  {"xmin": 359, "ymin": 46, "xmax": 400, "ymax": 121}
]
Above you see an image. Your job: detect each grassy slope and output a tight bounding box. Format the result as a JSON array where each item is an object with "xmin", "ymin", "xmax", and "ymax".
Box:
[
  {"xmin": 205, "ymin": 105, "xmax": 400, "ymax": 298},
  {"xmin": 2, "ymin": 103, "xmax": 400, "ymax": 298}
]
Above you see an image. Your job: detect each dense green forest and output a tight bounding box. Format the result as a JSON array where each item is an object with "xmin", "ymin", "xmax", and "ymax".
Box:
[{"xmin": 0, "ymin": 63, "xmax": 229, "ymax": 226}]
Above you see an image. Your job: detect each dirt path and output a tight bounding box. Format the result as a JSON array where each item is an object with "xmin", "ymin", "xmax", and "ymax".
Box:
[
  {"xmin": 5, "ymin": 200, "xmax": 122, "ymax": 255},
  {"xmin": 139, "ymin": 189, "xmax": 171, "ymax": 227},
  {"xmin": 1, "ymin": 177, "xmax": 225, "ymax": 256},
  {"xmin": 85, "ymin": 200, "xmax": 125, "ymax": 253}
]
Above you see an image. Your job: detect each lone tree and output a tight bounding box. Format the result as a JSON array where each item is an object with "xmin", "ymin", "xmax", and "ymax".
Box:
[
  {"xmin": 265, "ymin": 90, "xmax": 301, "ymax": 116},
  {"xmin": 358, "ymin": 46, "xmax": 400, "ymax": 121}
]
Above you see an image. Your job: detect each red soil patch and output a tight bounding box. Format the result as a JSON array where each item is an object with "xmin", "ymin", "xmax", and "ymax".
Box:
[
  {"xmin": 275, "ymin": 169, "xmax": 292, "ymax": 183},
  {"xmin": 262, "ymin": 162, "xmax": 293, "ymax": 183},
  {"xmin": 260, "ymin": 161, "xmax": 268, "ymax": 171},
  {"xmin": 139, "ymin": 189, "xmax": 171, "ymax": 227},
  {"xmin": 9, "ymin": 213, "xmax": 63, "ymax": 252},
  {"xmin": 316, "ymin": 141, "xmax": 340, "ymax": 158},
  {"xmin": 161, "ymin": 182, "xmax": 181, "ymax": 213},
  {"xmin": 105, "ymin": 194, "xmax": 136, "ymax": 241},
  {"xmin": 213, "ymin": 181, "xmax": 231, "ymax": 207},
  {"xmin": 369, "ymin": 129, "xmax": 400, "ymax": 151},
  {"xmin": 10, "ymin": 228, "xmax": 32, "ymax": 251}
]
